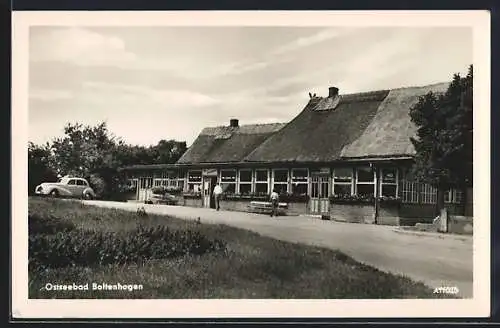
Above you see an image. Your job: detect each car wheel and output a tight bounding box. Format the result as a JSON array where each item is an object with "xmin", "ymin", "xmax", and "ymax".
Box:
[
  {"xmin": 49, "ymin": 189, "xmax": 59, "ymax": 198},
  {"xmin": 83, "ymin": 193, "xmax": 93, "ymax": 200}
]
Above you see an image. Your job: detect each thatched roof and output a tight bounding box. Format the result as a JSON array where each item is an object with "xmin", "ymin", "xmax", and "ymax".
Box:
[
  {"xmin": 340, "ymin": 82, "xmax": 450, "ymax": 159},
  {"xmin": 174, "ymin": 81, "xmax": 451, "ymax": 166},
  {"xmin": 244, "ymin": 90, "xmax": 390, "ymax": 163},
  {"xmin": 176, "ymin": 123, "xmax": 286, "ymax": 164}
]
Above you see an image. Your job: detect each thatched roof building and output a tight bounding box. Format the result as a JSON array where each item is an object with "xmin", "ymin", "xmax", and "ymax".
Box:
[
  {"xmin": 179, "ymin": 82, "xmax": 450, "ymax": 165},
  {"xmin": 177, "ymin": 121, "xmax": 286, "ymax": 165},
  {"xmin": 122, "ymin": 81, "xmax": 471, "ymax": 223}
]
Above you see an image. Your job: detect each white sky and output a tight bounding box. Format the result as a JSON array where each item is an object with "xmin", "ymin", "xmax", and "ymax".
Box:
[{"xmin": 28, "ymin": 26, "xmax": 472, "ymax": 147}]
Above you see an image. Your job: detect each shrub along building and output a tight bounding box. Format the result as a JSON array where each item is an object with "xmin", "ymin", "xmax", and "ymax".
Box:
[{"xmin": 121, "ymin": 82, "xmax": 473, "ymax": 226}]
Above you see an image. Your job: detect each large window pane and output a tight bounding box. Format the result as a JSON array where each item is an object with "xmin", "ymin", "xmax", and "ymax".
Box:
[
  {"xmin": 256, "ymin": 170, "xmax": 268, "ymax": 182},
  {"xmin": 381, "ymin": 185, "xmax": 397, "ymax": 197},
  {"xmin": 292, "ymin": 183, "xmax": 308, "ymax": 195},
  {"xmin": 274, "ymin": 169, "xmax": 288, "ymax": 183},
  {"xmin": 420, "ymin": 184, "xmax": 437, "ymax": 204},
  {"xmin": 382, "ymin": 169, "xmax": 397, "ymax": 183},
  {"xmin": 334, "ymin": 168, "xmax": 352, "ymax": 182},
  {"xmin": 445, "ymin": 188, "xmax": 463, "ymax": 204},
  {"xmin": 221, "ymin": 170, "xmax": 236, "ymax": 182},
  {"xmin": 239, "ymin": 184, "xmax": 251, "ymax": 194},
  {"xmin": 292, "ymin": 169, "xmax": 308, "ymax": 182},
  {"xmin": 188, "ymin": 171, "xmax": 202, "ymax": 182},
  {"xmin": 239, "ymin": 170, "xmax": 252, "ymax": 182},
  {"xmin": 221, "ymin": 183, "xmax": 235, "ymax": 193},
  {"xmin": 273, "ymin": 183, "xmax": 288, "ymax": 194},
  {"xmin": 334, "ymin": 184, "xmax": 351, "ymax": 196},
  {"xmin": 400, "ymin": 180, "xmax": 418, "ymax": 203},
  {"xmin": 255, "ymin": 183, "xmax": 268, "ymax": 194},
  {"xmin": 188, "ymin": 183, "xmax": 201, "ymax": 192},
  {"xmin": 356, "ymin": 167, "xmax": 373, "ymax": 183},
  {"xmin": 357, "ymin": 184, "xmax": 374, "ymax": 197}
]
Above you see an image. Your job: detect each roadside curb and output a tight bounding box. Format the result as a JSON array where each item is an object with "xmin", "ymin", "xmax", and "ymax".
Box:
[{"xmin": 392, "ymin": 228, "xmax": 472, "ymax": 241}]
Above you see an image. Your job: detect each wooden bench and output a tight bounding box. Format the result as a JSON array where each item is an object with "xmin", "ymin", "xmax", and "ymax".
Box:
[{"xmin": 247, "ymin": 201, "xmax": 288, "ymax": 216}]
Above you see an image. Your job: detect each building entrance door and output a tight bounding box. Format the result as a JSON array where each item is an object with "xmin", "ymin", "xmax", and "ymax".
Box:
[
  {"xmin": 203, "ymin": 176, "xmax": 217, "ymax": 209},
  {"xmin": 138, "ymin": 177, "xmax": 153, "ymax": 202},
  {"xmin": 310, "ymin": 174, "xmax": 330, "ymax": 214}
]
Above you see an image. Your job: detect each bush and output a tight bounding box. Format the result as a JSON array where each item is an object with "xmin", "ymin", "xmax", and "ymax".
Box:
[
  {"xmin": 151, "ymin": 186, "xmax": 183, "ymax": 195},
  {"xmin": 29, "ymin": 225, "xmax": 226, "ymax": 271},
  {"xmin": 89, "ymin": 173, "xmax": 107, "ymax": 198},
  {"xmin": 88, "ymin": 170, "xmax": 130, "ymax": 200}
]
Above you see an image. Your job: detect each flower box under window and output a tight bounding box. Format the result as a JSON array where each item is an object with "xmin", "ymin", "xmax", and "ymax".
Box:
[
  {"xmin": 221, "ymin": 193, "xmax": 267, "ymax": 202},
  {"xmin": 152, "ymin": 185, "xmax": 183, "ymax": 194},
  {"xmin": 280, "ymin": 193, "xmax": 310, "ymax": 203},
  {"xmin": 219, "ymin": 192, "xmax": 309, "ymax": 203},
  {"xmin": 182, "ymin": 192, "xmax": 202, "ymax": 199},
  {"xmin": 330, "ymin": 194, "xmax": 375, "ymax": 204}
]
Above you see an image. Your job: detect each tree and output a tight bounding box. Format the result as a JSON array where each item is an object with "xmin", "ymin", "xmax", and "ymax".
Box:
[
  {"xmin": 28, "ymin": 142, "xmax": 58, "ymax": 194},
  {"xmin": 43, "ymin": 122, "xmax": 124, "ymax": 199},
  {"xmin": 50, "ymin": 122, "xmax": 117, "ymax": 178},
  {"xmin": 112, "ymin": 139, "xmax": 187, "ymax": 167},
  {"xmin": 29, "ymin": 121, "xmax": 188, "ymax": 200},
  {"xmin": 409, "ymin": 65, "xmax": 473, "ymax": 214},
  {"xmin": 151, "ymin": 139, "xmax": 187, "ymax": 164}
]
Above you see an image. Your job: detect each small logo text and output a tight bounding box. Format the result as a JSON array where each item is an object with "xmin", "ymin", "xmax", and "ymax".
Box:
[{"xmin": 433, "ymin": 286, "xmax": 459, "ymax": 294}]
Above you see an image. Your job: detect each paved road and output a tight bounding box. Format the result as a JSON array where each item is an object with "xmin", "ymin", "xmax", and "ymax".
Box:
[{"xmin": 83, "ymin": 200, "xmax": 473, "ymax": 298}]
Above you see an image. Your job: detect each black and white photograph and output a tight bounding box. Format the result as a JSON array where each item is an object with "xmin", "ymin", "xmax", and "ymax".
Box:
[{"xmin": 12, "ymin": 10, "xmax": 490, "ymax": 319}]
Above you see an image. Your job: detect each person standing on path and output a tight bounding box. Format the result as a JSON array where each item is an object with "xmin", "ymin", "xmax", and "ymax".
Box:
[
  {"xmin": 270, "ymin": 189, "xmax": 279, "ymax": 217},
  {"xmin": 213, "ymin": 184, "xmax": 223, "ymax": 211}
]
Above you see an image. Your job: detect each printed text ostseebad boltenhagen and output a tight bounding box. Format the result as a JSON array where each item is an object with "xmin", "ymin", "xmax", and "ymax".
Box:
[{"xmin": 44, "ymin": 282, "xmax": 144, "ymax": 292}]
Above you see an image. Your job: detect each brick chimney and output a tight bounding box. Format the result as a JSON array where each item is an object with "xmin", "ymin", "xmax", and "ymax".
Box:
[
  {"xmin": 329, "ymin": 87, "xmax": 339, "ymax": 98},
  {"xmin": 229, "ymin": 118, "xmax": 239, "ymax": 128}
]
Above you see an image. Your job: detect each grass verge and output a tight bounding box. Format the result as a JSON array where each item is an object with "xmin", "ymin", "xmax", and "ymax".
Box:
[{"xmin": 28, "ymin": 197, "xmax": 450, "ymax": 299}]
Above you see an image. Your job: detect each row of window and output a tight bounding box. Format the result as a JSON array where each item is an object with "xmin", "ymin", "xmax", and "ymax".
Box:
[
  {"xmin": 187, "ymin": 169, "xmax": 308, "ymax": 195},
  {"xmin": 186, "ymin": 168, "xmax": 397, "ymax": 197},
  {"xmin": 153, "ymin": 178, "xmax": 184, "ymax": 188},
  {"xmin": 129, "ymin": 167, "xmax": 464, "ymax": 204},
  {"xmin": 401, "ymin": 180, "xmax": 464, "ymax": 204},
  {"xmin": 128, "ymin": 177, "xmax": 184, "ymax": 190}
]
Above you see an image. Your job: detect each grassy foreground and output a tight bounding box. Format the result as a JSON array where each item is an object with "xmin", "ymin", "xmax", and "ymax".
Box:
[{"xmin": 29, "ymin": 197, "xmax": 445, "ymax": 299}]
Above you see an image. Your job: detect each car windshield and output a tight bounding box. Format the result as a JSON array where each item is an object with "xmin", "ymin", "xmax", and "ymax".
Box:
[{"xmin": 59, "ymin": 178, "xmax": 70, "ymax": 184}]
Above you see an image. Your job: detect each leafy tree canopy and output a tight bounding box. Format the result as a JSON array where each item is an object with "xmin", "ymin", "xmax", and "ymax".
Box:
[
  {"xmin": 409, "ymin": 65, "xmax": 473, "ymax": 191},
  {"xmin": 28, "ymin": 122, "xmax": 187, "ymax": 199}
]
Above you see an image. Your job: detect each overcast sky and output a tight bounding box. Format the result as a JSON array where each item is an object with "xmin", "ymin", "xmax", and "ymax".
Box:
[{"xmin": 28, "ymin": 26, "xmax": 472, "ymax": 147}]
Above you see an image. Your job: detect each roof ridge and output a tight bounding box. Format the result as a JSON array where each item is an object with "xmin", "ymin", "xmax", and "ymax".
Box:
[
  {"xmin": 387, "ymin": 81, "xmax": 450, "ymax": 92},
  {"xmin": 202, "ymin": 122, "xmax": 287, "ymax": 130},
  {"xmin": 312, "ymin": 81, "xmax": 450, "ymax": 100},
  {"xmin": 339, "ymin": 89, "xmax": 390, "ymax": 98}
]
